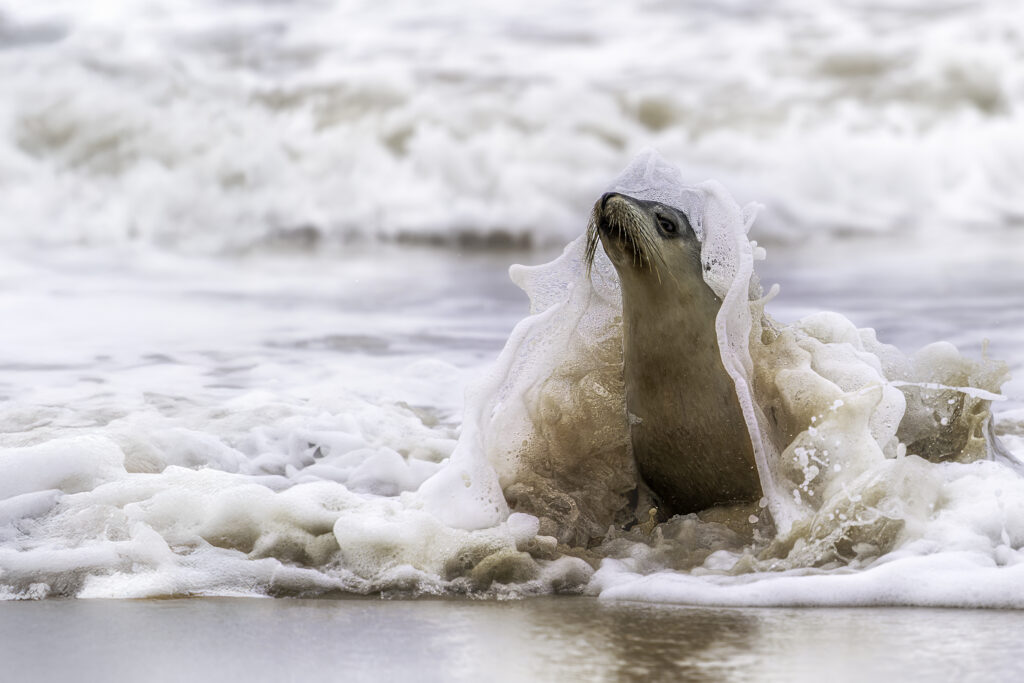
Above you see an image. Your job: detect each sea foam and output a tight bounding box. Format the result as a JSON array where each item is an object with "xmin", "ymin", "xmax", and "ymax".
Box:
[{"xmin": 1, "ymin": 0, "xmax": 1023, "ymax": 250}]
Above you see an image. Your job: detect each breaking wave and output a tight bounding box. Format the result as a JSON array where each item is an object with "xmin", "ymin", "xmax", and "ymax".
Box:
[{"xmin": 1, "ymin": 0, "xmax": 1023, "ymax": 251}]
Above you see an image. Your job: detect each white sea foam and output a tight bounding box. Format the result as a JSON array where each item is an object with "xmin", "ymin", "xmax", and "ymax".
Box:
[{"xmin": 1, "ymin": 0, "xmax": 1023, "ymax": 250}]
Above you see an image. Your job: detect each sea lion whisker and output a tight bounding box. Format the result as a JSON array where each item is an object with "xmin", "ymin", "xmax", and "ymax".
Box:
[
  {"xmin": 637, "ymin": 226, "xmax": 656, "ymax": 268},
  {"xmin": 632, "ymin": 225, "xmax": 662, "ymax": 282},
  {"xmin": 640, "ymin": 224, "xmax": 680, "ymax": 289},
  {"xmin": 644, "ymin": 234, "xmax": 664, "ymax": 284},
  {"xmin": 584, "ymin": 214, "xmax": 601, "ymax": 277},
  {"xmin": 626, "ymin": 216, "xmax": 647, "ymax": 269}
]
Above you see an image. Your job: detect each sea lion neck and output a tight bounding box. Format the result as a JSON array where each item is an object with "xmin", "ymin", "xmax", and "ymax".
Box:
[
  {"xmin": 619, "ymin": 275, "xmax": 723, "ymax": 359},
  {"xmin": 618, "ymin": 257, "xmax": 721, "ymax": 321}
]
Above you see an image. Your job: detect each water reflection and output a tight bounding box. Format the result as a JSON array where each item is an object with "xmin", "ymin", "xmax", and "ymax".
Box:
[{"xmin": 2, "ymin": 597, "xmax": 1022, "ymax": 682}]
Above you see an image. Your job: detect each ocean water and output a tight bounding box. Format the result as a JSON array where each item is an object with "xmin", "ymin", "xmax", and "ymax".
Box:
[
  {"xmin": 2, "ymin": 0, "xmax": 1023, "ymax": 249},
  {"xmin": 2, "ymin": 0, "xmax": 1024, "ymax": 620}
]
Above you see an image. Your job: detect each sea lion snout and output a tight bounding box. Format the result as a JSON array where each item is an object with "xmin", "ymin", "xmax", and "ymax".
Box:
[
  {"xmin": 585, "ymin": 193, "xmax": 669, "ymax": 279},
  {"xmin": 596, "ymin": 193, "xmax": 638, "ymax": 232},
  {"xmin": 599, "ymin": 192, "xmax": 622, "ymax": 211}
]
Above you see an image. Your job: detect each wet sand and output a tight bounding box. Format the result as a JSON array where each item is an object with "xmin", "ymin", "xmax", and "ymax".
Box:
[{"xmin": 2, "ymin": 596, "xmax": 1022, "ymax": 682}]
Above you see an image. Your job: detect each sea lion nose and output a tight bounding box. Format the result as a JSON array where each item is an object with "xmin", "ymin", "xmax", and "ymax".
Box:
[{"xmin": 600, "ymin": 192, "xmax": 619, "ymax": 210}]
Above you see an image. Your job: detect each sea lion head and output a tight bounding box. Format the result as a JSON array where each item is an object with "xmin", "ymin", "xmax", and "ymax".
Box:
[{"xmin": 584, "ymin": 193, "xmax": 702, "ymax": 292}]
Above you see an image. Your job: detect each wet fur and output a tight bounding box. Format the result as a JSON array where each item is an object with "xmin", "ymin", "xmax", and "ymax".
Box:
[{"xmin": 589, "ymin": 193, "xmax": 762, "ymax": 517}]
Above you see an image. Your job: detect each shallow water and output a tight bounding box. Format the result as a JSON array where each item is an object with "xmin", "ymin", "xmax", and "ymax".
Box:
[
  {"xmin": 3, "ymin": 235, "xmax": 1021, "ymax": 422},
  {"xmin": 0, "ymin": 243, "xmax": 523, "ymax": 457},
  {"xmin": 3, "ymin": 597, "xmax": 1022, "ymax": 682}
]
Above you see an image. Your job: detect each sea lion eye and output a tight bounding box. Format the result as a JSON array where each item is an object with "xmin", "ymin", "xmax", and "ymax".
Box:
[{"xmin": 657, "ymin": 216, "xmax": 677, "ymax": 234}]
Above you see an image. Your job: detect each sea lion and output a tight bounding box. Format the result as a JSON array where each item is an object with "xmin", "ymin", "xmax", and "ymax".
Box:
[{"xmin": 585, "ymin": 192, "xmax": 762, "ymax": 517}]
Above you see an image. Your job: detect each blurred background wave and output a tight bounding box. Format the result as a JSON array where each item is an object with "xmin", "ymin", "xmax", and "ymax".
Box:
[{"xmin": 2, "ymin": 0, "xmax": 1022, "ymax": 252}]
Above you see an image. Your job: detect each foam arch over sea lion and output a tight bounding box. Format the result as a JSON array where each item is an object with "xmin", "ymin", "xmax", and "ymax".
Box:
[{"xmin": 437, "ymin": 150, "xmax": 1010, "ymax": 554}]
